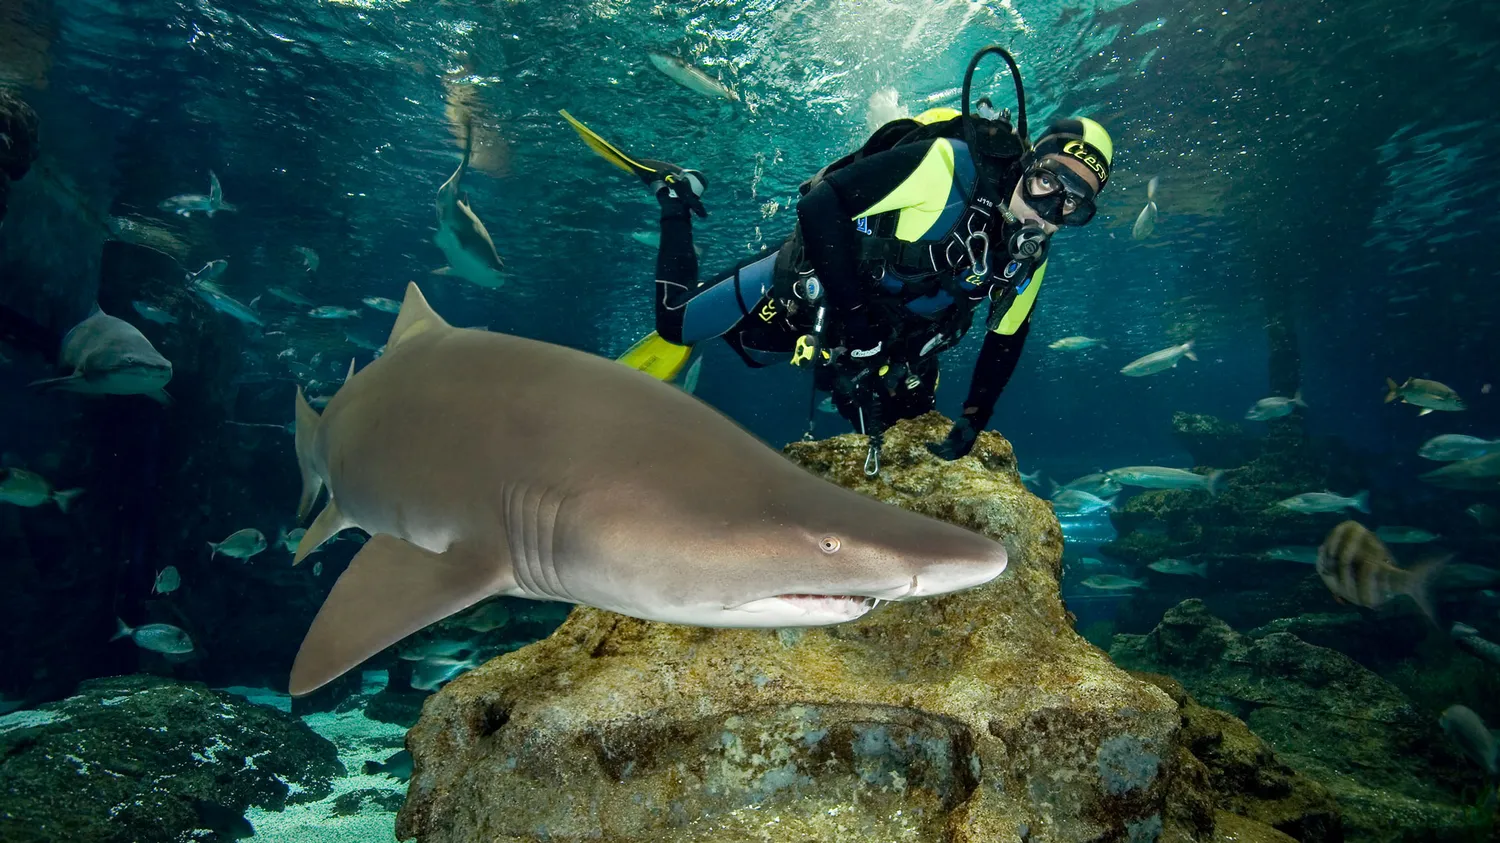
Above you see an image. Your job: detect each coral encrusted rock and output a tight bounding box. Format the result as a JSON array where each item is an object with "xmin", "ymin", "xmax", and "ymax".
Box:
[{"xmin": 394, "ymin": 414, "xmax": 1278, "ymax": 842}]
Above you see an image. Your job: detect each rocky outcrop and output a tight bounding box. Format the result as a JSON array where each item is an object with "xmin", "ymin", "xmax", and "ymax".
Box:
[
  {"xmin": 0, "ymin": 89, "xmax": 39, "ymax": 221},
  {"xmin": 393, "ymin": 414, "xmax": 1334, "ymax": 843},
  {"xmin": 0, "ymin": 674, "xmax": 343, "ymax": 843},
  {"xmin": 1171, "ymin": 412, "xmax": 1259, "ymax": 469},
  {"xmin": 1112, "ymin": 600, "xmax": 1483, "ymax": 842}
]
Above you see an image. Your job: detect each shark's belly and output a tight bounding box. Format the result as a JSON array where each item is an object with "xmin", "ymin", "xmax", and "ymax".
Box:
[{"xmin": 434, "ymin": 227, "xmax": 504, "ymax": 288}]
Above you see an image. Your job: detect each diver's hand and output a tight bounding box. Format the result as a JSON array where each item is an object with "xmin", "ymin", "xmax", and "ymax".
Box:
[
  {"xmin": 661, "ymin": 172, "xmax": 707, "ymax": 218},
  {"xmin": 927, "ymin": 416, "xmax": 979, "ymax": 460}
]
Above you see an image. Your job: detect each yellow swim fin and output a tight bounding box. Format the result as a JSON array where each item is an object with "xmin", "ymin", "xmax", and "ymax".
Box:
[
  {"xmin": 559, "ymin": 110, "xmax": 666, "ymax": 180},
  {"xmin": 618, "ymin": 331, "xmax": 692, "ymax": 381}
]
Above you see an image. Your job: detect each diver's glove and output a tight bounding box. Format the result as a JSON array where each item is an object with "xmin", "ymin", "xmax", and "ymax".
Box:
[
  {"xmin": 927, "ymin": 415, "xmax": 980, "ymax": 461},
  {"xmin": 652, "ymin": 169, "xmax": 708, "ymax": 218}
]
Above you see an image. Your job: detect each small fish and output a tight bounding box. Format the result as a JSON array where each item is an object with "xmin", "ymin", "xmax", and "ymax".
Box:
[
  {"xmin": 1049, "ymin": 336, "xmax": 1107, "ymax": 351},
  {"xmin": 1275, "ymin": 491, "xmax": 1370, "ymax": 514},
  {"xmin": 111, "ymin": 618, "xmax": 194, "ymax": 654},
  {"xmin": 454, "ymin": 601, "xmax": 511, "ymax": 633},
  {"xmin": 267, "ymin": 287, "xmax": 313, "ymax": 306},
  {"xmin": 1420, "ymin": 453, "xmax": 1500, "ymax": 491},
  {"xmin": 1439, "ymin": 705, "xmax": 1498, "ymax": 776},
  {"xmin": 158, "ymin": 171, "xmax": 236, "ymax": 217},
  {"xmin": 312, "ymin": 561, "xmax": 324, "ymax": 576},
  {"xmin": 308, "ymin": 306, "xmax": 361, "ymax": 320},
  {"xmin": 346, "ymin": 333, "xmax": 384, "ymax": 353},
  {"xmin": 1264, "ymin": 546, "xmax": 1319, "ymax": 565},
  {"xmin": 0, "ymin": 468, "xmax": 83, "ymax": 512},
  {"xmin": 192, "ymin": 281, "xmax": 263, "ymax": 327},
  {"xmin": 1451, "ymin": 623, "xmax": 1500, "ymax": 667},
  {"xmin": 411, "ymin": 655, "xmax": 479, "ymax": 691},
  {"xmin": 208, "ymin": 528, "xmax": 267, "ymax": 561},
  {"xmin": 1060, "ymin": 472, "xmax": 1123, "ymax": 498},
  {"xmin": 1134, "ymin": 17, "xmax": 1168, "ymax": 35},
  {"xmin": 1374, "ymin": 526, "xmax": 1440, "ymax": 544},
  {"xmin": 363, "ymin": 750, "xmax": 413, "ymax": 781},
  {"xmin": 1315, "ymin": 521, "xmax": 1441, "ymax": 621},
  {"xmin": 1081, "ymin": 575, "xmax": 1147, "ymax": 591},
  {"xmin": 294, "ymin": 246, "xmax": 320, "ymax": 272},
  {"xmin": 1131, "ymin": 176, "xmax": 1158, "ymax": 240},
  {"xmin": 1245, "ymin": 391, "xmax": 1307, "ymax": 421},
  {"xmin": 1120, "ymin": 341, "xmax": 1197, "ymax": 377},
  {"xmin": 680, "ymin": 357, "xmax": 703, "ymax": 395},
  {"xmin": 398, "ymin": 638, "xmax": 477, "ymax": 662},
  {"xmin": 1020, "ymin": 470, "xmax": 1043, "ymax": 487},
  {"xmin": 279, "ymin": 527, "xmax": 307, "ymax": 554},
  {"xmin": 1469, "ymin": 503, "xmax": 1499, "ymax": 529},
  {"xmin": 647, "ymin": 51, "xmax": 740, "ymax": 102},
  {"xmin": 152, "ymin": 566, "xmax": 181, "ymax": 595},
  {"xmin": 131, "ymin": 301, "xmax": 178, "ymax": 325},
  {"xmin": 1106, "ymin": 466, "xmax": 1222, "ymax": 495},
  {"xmin": 1418, "ymin": 434, "xmax": 1500, "ymax": 462},
  {"xmin": 186, "ymin": 259, "xmax": 229, "ymax": 286},
  {"xmin": 1076, "ymin": 557, "xmax": 1106, "ymax": 568},
  {"xmin": 1385, "ymin": 377, "xmax": 1465, "ymax": 415},
  {"xmin": 1050, "ymin": 489, "xmax": 1116, "ymax": 515},
  {"xmin": 361, "ymin": 296, "xmax": 401, "ymax": 314},
  {"xmin": 1148, "ymin": 558, "xmax": 1208, "ymax": 578}
]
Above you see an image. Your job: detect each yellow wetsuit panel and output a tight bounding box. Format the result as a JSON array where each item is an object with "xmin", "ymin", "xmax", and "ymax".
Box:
[
  {"xmin": 993, "ymin": 260, "xmax": 1047, "ymax": 336},
  {"xmin": 850, "ymin": 138, "xmax": 957, "ymax": 243}
]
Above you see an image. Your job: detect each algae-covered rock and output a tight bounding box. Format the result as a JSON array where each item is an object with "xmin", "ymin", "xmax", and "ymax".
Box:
[
  {"xmin": 397, "ymin": 414, "xmax": 1194, "ymax": 842},
  {"xmin": 1113, "ymin": 600, "xmax": 1481, "ymax": 842},
  {"xmin": 1172, "ymin": 412, "xmax": 1259, "ymax": 469},
  {"xmin": 0, "ymin": 674, "xmax": 343, "ymax": 843}
]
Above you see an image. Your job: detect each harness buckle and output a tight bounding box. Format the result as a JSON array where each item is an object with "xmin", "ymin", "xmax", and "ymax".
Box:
[{"xmin": 964, "ymin": 230, "xmax": 991, "ymax": 285}]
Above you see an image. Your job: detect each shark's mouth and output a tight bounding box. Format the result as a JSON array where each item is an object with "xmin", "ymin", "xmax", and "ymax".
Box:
[{"xmin": 775, "ymin": 593, "xmax": 881, "ymax": 613}]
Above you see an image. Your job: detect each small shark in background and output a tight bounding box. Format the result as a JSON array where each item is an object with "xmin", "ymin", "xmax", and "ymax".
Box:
[
  {"xmin": 647, "ymin": 51, "xmax": 740, "ymax": 102},
  {"xmin": 432, "ymin": 118, "xmax": 506, "ymax": 289},
  {"xmin": 29, "ymin": 306, "xmax": 173, "ymax": 404},
  {"xmin": 284, "ymin": 283, "xmax": 1007, "ymax": 696},
  {"xmin": 159, "ymin": 171, "xmax": 237, "ymax": 217}
]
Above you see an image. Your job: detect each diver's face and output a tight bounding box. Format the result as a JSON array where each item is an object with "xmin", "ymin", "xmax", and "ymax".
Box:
[{"xmin": 1008, "ymin": 154, "xmax": 1102, "ymax": 235}]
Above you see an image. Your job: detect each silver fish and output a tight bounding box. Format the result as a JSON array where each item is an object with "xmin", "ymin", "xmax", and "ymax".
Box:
[
  {"xmin": 1148, "ymin": 558, "xmax": 1207, "ymax": 578},
  {"xmin": 1385, "ymin": 377, "xmax": 1465, "ymax": 415},
  {"xmin": 1439, "ymin": 705, "xmax": 1498, "ymax": 775},
  {"xmin": 1373, "ymin": 526, "xmax": 1440, "ymax": 544},
  {"xmin": 1120, "ymin": 341, "xmax": 1197, "ymax": 376},
  {"xmin": 294, "ymin": 246, "xmax": 320, "ymax": 272},
  {"xmin": 209, "ymin": 528, "xmax": 267, "ymax": 561},
  {"xmin": 152, "ymin": 566, "xmax": 181, "ymax": 595},
  {"xmin": 0, "ymin": 468, "xmax": 83, "ymax": 512},
  {"xmin": 132, "ymin": 301, "xmax": 178, "ymax": 325},
  {"xmin": 1420, "ymin": 453, "xmax": 1500, "ymax": 491},
  {"xmin": 267, "ymin": 287, "xmax": 313, "ymax": 307},
  {"xmin": 279, "ymin": 527, "xmax": 308, "ymax": 554},
  {"xmin": 1245, "ymin": 391, "xmax": 1307, "ymax": 421},
  {"xmin": 1451, "ymin": 623, "xmax": 1500, "ymax": 667},
  {"xmin": 410, "ymin": 656, "xmax": 479, "ymax": 692},
  {"xmin": 361, "ymin": 297, "xmax": 401, "ymax": 314},
  {"xmin": 29, "ymin": 307, "xmax": 173, "ymax": 404},
  {"xmin": 1051, "ymin": 489, "xmax": 1116, "ymax": 515},
  {"xmin": 647, "ymin": 51, "xmax": 740, "ymax": 102},
  {"xmin": 1275, "ymin": 491, "xmax": 1370, "ymax": 514},
  {"xmin": 1418, "ymin": 434, "xmax": 1500, "ymax": 462},
  {"xmin": 1060, "ymin": 473, "xmax": 1124, "ymax": 498},
  {"xmin": 1080, "ymin": 575, "xmax": 1147, "ymax": 591},
  {"xmin": 309, "ymin": 306, "xmax": 361, "ymax": 320},
  {"xmin": 1131, "ymin": 176, "xmax": 1157, "ymax": 240},
  {"xmin": 112, "ymin": 619, "xmax": 194, "ymax": 654},
  {"xmin": 1048, "ymin": 336, "xmax": 1106, "ymax": 351},
  {"xmin": 1264, "ymin": 546, "xmax": 1319, "ymax": 565},
  {"xmin": 1107, "ymin": 466, "xmax": 1222, "ymax": 495},
  {"xmin": 158, "ymin": 171, "xmax": 236, "ymax": 217}
]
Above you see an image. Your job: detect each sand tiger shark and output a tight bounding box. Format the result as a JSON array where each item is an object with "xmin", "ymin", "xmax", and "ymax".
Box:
[
  {"xmin": 432, "ymin": 121, "xmax": 505, "ymax": 289},
  {"xmin": 287, "ymin": 283, "xmax": 1007, "ymax": 696},
  {"xmin": 29, "ymin": 306, "xmax": 173, "ymax": 403}
]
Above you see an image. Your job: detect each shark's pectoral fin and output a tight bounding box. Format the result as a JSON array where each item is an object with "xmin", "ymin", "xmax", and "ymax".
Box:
[
  {"xmin": 296, "ymin": 499, "xmax": 350, "ymax": 564},
  {"xmin": 288, "ymin": 535, "xmax": 507, "ymax": 696},
  {"xmin": 28, "ymin": 373, "xmax": 84, "ymax": 392}
]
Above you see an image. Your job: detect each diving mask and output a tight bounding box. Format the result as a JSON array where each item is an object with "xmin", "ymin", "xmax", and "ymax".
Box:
[{"xmin": 1020, "ymin": 159, "xmax": 1098, "ymax": 226}]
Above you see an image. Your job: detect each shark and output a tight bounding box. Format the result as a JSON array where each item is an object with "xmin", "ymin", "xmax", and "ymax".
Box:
[
  {"xmin": 158, "ymin": 171, "xmax": 237, "ymax": 217},
  {"xmin": 432, "ymin": 120, "xmax": 506, "ymax": 289},
  {"xmin": 29, "ymin": 306, "xmax": 173, "ymax": 403},
  {"xmin": 287, "ymin": 283, "xmax": 1008, "ymax": 696}
]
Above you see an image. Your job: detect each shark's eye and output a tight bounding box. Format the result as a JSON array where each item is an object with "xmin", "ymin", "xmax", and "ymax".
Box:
[{"xmin": 819, "ymin": 536, "xmax": 841, "ymax": 554}]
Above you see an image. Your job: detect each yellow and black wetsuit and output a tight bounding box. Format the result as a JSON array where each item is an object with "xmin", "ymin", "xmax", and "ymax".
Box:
[{"xmin": 648, "ymin": 109, "xmax": 1045, "ymax": 438}]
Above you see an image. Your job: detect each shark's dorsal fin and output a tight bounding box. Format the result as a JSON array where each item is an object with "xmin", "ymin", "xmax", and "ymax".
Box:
[{"xmin": 388, "ymin": 283, "xmax": 451, "ymax": 349}]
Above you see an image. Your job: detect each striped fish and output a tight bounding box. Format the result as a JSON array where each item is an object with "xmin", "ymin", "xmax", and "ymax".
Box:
[{"xmin": 1316, "ymin": 521, "xmax": 1442, "ymax": 622}]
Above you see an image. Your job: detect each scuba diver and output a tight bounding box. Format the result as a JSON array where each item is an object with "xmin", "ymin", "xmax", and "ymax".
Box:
[{"xmin": 562, "ymin": 46, "xmax": 1112, "ymax": 476}]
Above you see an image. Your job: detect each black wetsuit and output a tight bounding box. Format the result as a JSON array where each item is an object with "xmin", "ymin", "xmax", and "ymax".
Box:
[{"xmin": 651, "ymin": 118, "xmax": 1046, "ymax": 443}]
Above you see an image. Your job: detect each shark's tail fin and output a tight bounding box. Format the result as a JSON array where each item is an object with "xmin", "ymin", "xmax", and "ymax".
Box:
[{"xmin": 294, "ymin": 387, "xmax": 324, "ymax": 521}]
